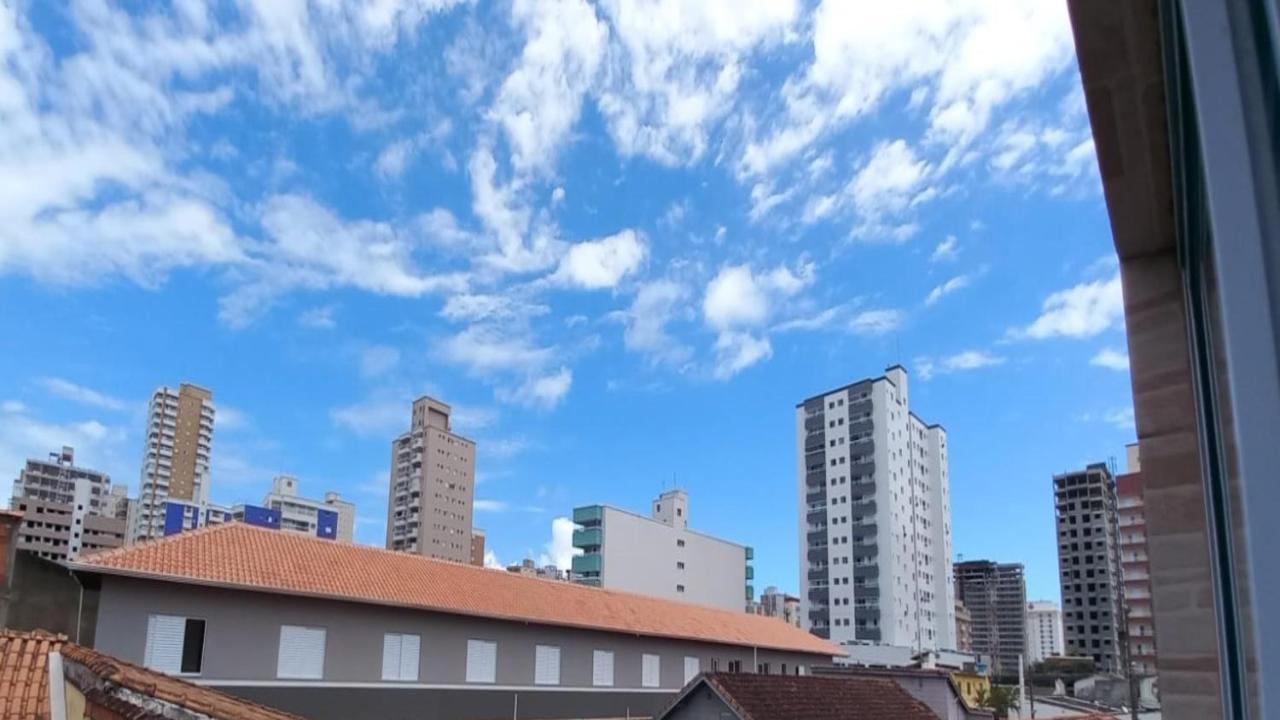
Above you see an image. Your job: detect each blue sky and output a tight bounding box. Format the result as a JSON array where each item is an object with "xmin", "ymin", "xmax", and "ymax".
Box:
[{"xmin": 0, "ymin": 0, "xmax": 1135, "ymax": 604}]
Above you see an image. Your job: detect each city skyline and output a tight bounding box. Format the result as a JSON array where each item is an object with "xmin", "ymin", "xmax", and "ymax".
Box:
[{"xmin": 0, "ymin": 1, "xmax": 1134, "ymax": 605}]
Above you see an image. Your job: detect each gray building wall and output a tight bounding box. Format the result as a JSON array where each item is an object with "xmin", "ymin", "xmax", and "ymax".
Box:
[
  {"xmin": 93, "ymin": 576, "xmax": 828, "ymax": 720},
  {"xmin": 660, "ymin": 684, "xmax": 737, "ymax": 720}
]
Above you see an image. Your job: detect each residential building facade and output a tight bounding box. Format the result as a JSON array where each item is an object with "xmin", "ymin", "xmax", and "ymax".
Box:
[
  {"xmin": 1053, "ymin": 463, "xmax": 1124, "ymax": 673},
  {"xmin": 1117, "ymin": 443, "xmax": 1157, "ymax": 676},
  {"xmin": 1026, "ymin": 600, "xmax": 1064, "ymax": 664},
  {"xmin": 955, "ymin": 598, "xmax": 972, "ymax": 653},
  {"xmin": 571, "ymin": 489, "xmax": 752, "ymax": 612},
  {"xmin": 795, "ymin": 366, "xmax": 955, "ymax": 651},
  {"xmin": 658, "ymin": 673, "xmax": 939, "ymax": 720},
  {"xmin": 74, "ymin": 524, "xmax": 836, "ymax": 720},
  {"xmin": 757, "ymin": 586, "xmax": 801, "ymax": 627},
  {"xmin": 471, "ymin": 527, "xmax": 486, "ymax": 566},
  {"xmin": 258, "ymin": 474, "xmax": 355, "ymax": 542},
  {"xmin": 954, "ymin": 560, "xmax": 1027, "ymax": 677},
  {"xmin": 507, "ymin": 558, "xmax": 571, "ymax": 581},
  {"xmin": 8, "ymin": 447, "xmax": 125, "ymax": 561},
  {"xmin": 386, "ymin": 396, "xmax": 475, "ymax": 563},
  {"xmin": 133, "ymin": 383, "xmax": 215, "ymax": 542}
]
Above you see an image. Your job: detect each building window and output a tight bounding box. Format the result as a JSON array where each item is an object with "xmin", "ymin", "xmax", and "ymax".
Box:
[
  {"xmin": 676, "ymin": 539, "xmax": 685, "ymax": 547},
  {"xmin": 642, "ymin": 653, "xmax": 661, "ymax": 687},
  {"xmin": 144, "ymin": 615, "xmax": 205, "ymax": 675},
  {"xmin": 592, "ymin": 650, "xmax": 615, "ymax": 687},
  {"xmin": 676, "ymin": 584, "xmax": 685, "ymax": 593},
  {"xmin": 381, "ymin": 633, "xmax": 420, "ymax": 681},
  {"xmin": 277, "ymin": 625, "xmax": 326, "ymax": 679},
  {"xmin": 466, "ymin": 640, "xmax": 498, "ymax": 683},
  {"xmin": 677, "ymin": 561, "xmax": 685, "ymax": 570},
  {"xmin": 683, "ymin": 656, "xmax": 700, "ymax": 684},
  {"xmin": 534, "ymin": 645, "xmax": 561, "ymax": 686}
]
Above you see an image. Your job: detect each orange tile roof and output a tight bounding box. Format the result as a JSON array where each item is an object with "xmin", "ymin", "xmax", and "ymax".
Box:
[
  {"xmin": 76, "ymin": 523, "xmax": 840, "ymax": 657},
  {"xmin": 0, "ymin": 629, "xmax": 302, "ymax": 720}
]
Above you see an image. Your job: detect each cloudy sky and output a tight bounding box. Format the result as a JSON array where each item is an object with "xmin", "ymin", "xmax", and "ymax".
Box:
[{"xmin": 0, "ymin": 0, "xmax": 1133, "ymax": 601}]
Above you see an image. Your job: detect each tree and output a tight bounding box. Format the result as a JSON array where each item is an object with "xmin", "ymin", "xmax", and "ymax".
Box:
[{"xmin": 975, "ymin": 685, "xmax": 1020, "ymax": 719}]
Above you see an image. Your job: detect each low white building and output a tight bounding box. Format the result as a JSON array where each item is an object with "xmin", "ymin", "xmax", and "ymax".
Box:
[
  {"xmin": 259, "ymin": 474, "xmax": 355, "ymax": 542},
  {"xmin": 571, "ymin": 490, "xmax": 752, "ymax": 612}
]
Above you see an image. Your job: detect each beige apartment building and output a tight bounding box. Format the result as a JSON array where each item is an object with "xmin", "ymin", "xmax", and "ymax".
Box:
[
  {"xmin": 8, "ymin": 447, "xmax": 126, "ymax": 561},
  {"xmin": 386, "ymin": 396, "xmax": 475, "ymax": 563},
  {"xmin": 133, "ymin": 383, "xmax": 215, "ymax": 542}
]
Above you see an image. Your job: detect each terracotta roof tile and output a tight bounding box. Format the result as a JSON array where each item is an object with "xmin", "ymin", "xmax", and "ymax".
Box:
[
  {"xmin": 0, "ymin": 629, "xmax": 302, "ymax": 720},
  {"xmin": 684, "ymin": 673, "xmax": 940, "ymax": 720},
  {"xmin": 76, "ymin": 523, "xmax": 839, "ymax": 657}
]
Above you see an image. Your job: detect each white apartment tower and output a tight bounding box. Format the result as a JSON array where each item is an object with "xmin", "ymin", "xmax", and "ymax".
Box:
[
  {"xmin": 386, "ymin": 396, "xmax": 475, "ymax": 563},
  {"xmin": 133, "ymin": 383, "xmax": 215, "ymax": 542},
  {"xmin": 1026, "ymin": 600, "xmax": 1065, "ymax": 663},
  {"xmin": 796, "ymin": 366, "xmax": 955, "ymax": 651}
]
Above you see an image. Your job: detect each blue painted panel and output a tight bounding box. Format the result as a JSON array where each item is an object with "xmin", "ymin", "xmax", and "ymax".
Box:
[
  {"xmin": 240, "ymin": 504, "xmax": 281, "ymax": 529},
  {"xmin": 163, "ymin": 503, "xmax": 186, "ymax": 536},
  {"xmin": 316, "ymin": 509, "xmax": 338, "ymax": 540}
]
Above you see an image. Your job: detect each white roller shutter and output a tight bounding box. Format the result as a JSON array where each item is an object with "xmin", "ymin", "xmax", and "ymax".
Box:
[
  {"xmin": 642, "ymin": 653, "xmax": 661, "ymax": 688},
  {"xmin": 534, "ymin": 645, "xmax": 560, "ymax": 686},
  {"xmin": 592, "ymin": 650, "xmax": 614, "ymax": 687},
  {"xmin": 466, "ymin": 640, "xmax": 497, "ymax": 683},
  {"xmin": 683, "ymin": 656, "xmax": 700, "ymax": 684},
  {"xmin": 381, "ymin": 634, "xmax": 402, "ymax": 680},
  {"xmin": 143, "ymin": 615, "xmax": 184, "ymax": 674},
  {"xmin": 399, "ymin": 634, "xmax": 420, "ymax": 681},
  {"xmin": 382, "ymin": 633, "xmax": 420, "ymax": 681},
  {"xmin": 277, "ymin": 625, "xmax": 326, "ymax": 679}
]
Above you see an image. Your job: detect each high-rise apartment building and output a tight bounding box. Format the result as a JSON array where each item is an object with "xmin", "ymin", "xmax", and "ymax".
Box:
[
  {"xmin": 1117, "ymin": 443, "xmax": 1156, "ymax": 676},
  {"xmin": 571, "ymin": 489, "xmax": 753, "ymax": 612},
  {"xmin": 386, "ymin": 396, "xmax": 475, "ymax": 562},
  {"xmin": 796, "ymin": 366, "xmax": 955, "ymax": 651},
  {"xmin": 955, "ymin": 598, "xmax": 973, "ymax": 653},
  {"xmin": 1053, "ymin": 462, "xmax": 1124, "ymax": 673},
  {"xmin": 954, "ymin": 560, "xmax": 1027, "ymax": 677},
  {"xmin": 9, "ymin": 447, "xmax": 126, "ymax": 561},
  {"xmin": 256, "ymin": 475, "xmax": 355, "ymax": 542},
  {"xmin": 132, "ymin": 383, "xmax": 215, "ymax": 542},
  {"xmin": 1026, "ymin": 600, "xmax": 1064, "ymax": 663}
]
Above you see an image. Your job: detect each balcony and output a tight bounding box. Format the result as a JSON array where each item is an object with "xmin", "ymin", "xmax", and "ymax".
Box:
[
  {"xmin": 571, "ymin": 552, "xmax": 602, "ymax": 574},
  {"xmin": 572, "ymin": 527, "xmax": 602, "ymax": 549},
  {"xmin": 745, "ymin": 566, "xmax": 754, "ymax": 580},
  {"xmin": 573, "ymin": 505, "xmax": 604, "ymax": 526},
  {"xmin": 744, "ymin": 546, "xmax": 753, "ymax": 561}
]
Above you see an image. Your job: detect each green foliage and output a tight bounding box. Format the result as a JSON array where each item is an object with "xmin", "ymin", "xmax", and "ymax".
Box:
[{"xmin": 975, "ymin": 685, "xmax": 1020, "ymax": 718}]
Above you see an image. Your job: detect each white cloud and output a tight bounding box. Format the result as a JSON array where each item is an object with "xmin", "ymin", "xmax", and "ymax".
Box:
[
  {"xmin": 439, "ymin": 294, "xmax": 549, "ymax": 323},
  {"xmin": 930, "ymin": 235, "xmax": 959, "ymax": 262},
  {"xmin": 537, "ymin": 516, "xmax": 582, "ymax": 570},
  {"xmin": 0, "ymin": 403, "xmax": 130, "ymax": 497},
  {"xmin": 916, "ymin": 349, "xmax": 1005, "ymax": 380},
  {"xmin": 215, "ymin": 404, "xmax": 250, "ymax": 431},
  {"xmin": 440, "ymin": 325, "xmax": 554, "ymax": 375},
  {"xmin": 712, "ymin": 332, "xmax": 772, "ymax": 379},
  {"xmin": 475, "ymin": 499, "xmax": 510, "ymax": 512},
  {"xmin": 848, "ymin": 139, "xmax": 933, "ymax": 238},
  {"xmin": 499, "ymin": 367, "xmax": 574, "ymax": 409},
  {"xmin": 553, "ymin": 229, "xmax": 648, "ymax": 289},
  {"xmin": 1014, "ymin": 273, "xmax": 1124, "ymax": 339},
  {"xmin": 360, "ymin": 345, "xmax": 401, "ymax": 378},
  {"xmin": 622, "ymin": 280, "xmax": 692, "ymax": 366},
  {"xmin": 596, "ymin": 0, "xmax": 799, "ymax": 164},
  {"xmin": 483, "ymin": 550, "xmax": 504, "ymax": 568},
  {"xmin": 374, "ymin": 138, "xmax": 415, "ymax": 178},
  {"xmin": 741, "ymin": 0, "xmax": 1074, "ymax": 177},
  {"xmin": 1105, "ymin": 406, "xmax": 1135, "ymax": 430},
  {"xmin": 703, "ymin": 262, "xmax": 812, "ymax": 330},
  {"xmin": 1091, "ymin": 347, "xmax": 1130, "ymax": 371},
  {"xmin": 924, "ymin": 274, "xmax": 973, "ymax": 306},
  {"xmin": 849, "ymin": 309, "xmax": 904, "ymax": 336},
  {"xmin": 551, "ymin": 186, "xmax": 566, "ymax": 205},
  {"xmin": 297, "ymin": 305, "xmax": 337, "ymax": 329},
  {"xmin": 489, "ymin": 0, "xmax": 608, "ymax": 174},
  {"xmin": 36, "ymin": 378, "xmax": 128, "ymax": 412},
  {"xmin": 330, "ymin": 397, "xmax": 408, "ymax": 437}
]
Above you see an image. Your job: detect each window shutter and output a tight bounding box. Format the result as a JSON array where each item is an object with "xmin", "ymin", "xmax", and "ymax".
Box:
[
  {"xmin": 381, "ymin": 634, "xmax": 402, "ymax": 681},
  {"xmin": 642, "ymin": 653, "xmax": 661, "ymax": 688},
  {"xmin": 534, "ymin": 645, "xmax": 560, "ymax": 685},
  {"xmin": 144, "ymin": 615, "xmax": 184, "ymax": 674},
  {"xmin": 466, "ymin": 640, "xmax": 496, "ymax": 683},
  {"xmin": 399, "ymin": 634, "xmax": 419, "ymax": 681},
  {"xmin": 592, "ymin": 650, "xmax": 614, "ymax": 687},
  {"xmin": 277, "ymin": 626, "xmax": 326, "ymax": 679},
  {"xmin": 683, "ymin": 656, "xmax": 699, "ymax": 684}
]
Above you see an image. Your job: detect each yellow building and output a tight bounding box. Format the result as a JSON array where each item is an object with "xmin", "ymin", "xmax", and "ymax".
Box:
[{"xmin": 951, "ymin": 670, "xmax": 991, "ymax": 709}]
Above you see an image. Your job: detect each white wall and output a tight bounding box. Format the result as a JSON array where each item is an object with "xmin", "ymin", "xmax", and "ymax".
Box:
[{"xmin": 600, "ymin": 507, "xmax": 746, "ymax": 612}]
